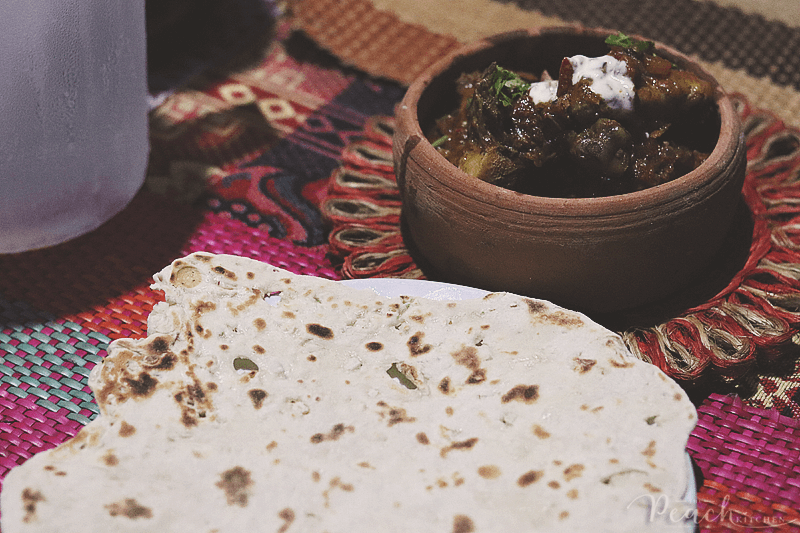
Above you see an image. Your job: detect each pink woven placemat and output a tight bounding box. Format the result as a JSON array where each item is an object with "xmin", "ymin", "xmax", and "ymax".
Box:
[{"xmin": 690, "ymin": 394, "xmax": 800, "ymax": 531}]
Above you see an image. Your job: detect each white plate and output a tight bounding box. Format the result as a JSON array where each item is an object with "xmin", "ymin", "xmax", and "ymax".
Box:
[
  {"xmin": 342, "ymin": 278, "xmax": 698, "ymax": 532},
  {"xmin": 342, "ymin": 278, "xmax": 489, "ymax": 301}
]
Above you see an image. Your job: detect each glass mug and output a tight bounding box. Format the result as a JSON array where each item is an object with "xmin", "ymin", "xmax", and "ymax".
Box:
[{"xmin": 0, "ymin": 0, "xmax": 149, "ymax": 253}]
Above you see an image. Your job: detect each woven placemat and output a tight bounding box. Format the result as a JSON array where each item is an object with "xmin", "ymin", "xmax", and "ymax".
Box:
[{"xmin": 689, "ymin": 393, "xmax": 800, "ymax": 531}]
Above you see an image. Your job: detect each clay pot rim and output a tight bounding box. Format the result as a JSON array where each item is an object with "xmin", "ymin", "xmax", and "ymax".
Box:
[{"xmin": 396, "ymin": 25, "xmax": 743, "ymax": 218}]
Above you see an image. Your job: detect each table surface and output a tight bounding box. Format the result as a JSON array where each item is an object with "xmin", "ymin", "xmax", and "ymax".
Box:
[{"xmin": 2, "ymin": 1, "xmax": 800, "ymax": 531}]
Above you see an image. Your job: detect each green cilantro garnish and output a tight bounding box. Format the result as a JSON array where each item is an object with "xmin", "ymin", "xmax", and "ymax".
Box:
[
  {"xmin": 489, "ymin": 65, "xmax": 531, "ymax": 107},
  {"xmin": 432, "ymin": 135, "xmax": 449, "ymax": 148},
  {"xmin": 387, "ymin": 363, "xmax": 418, "ymax": 390},
  {"xmin": 605, "ymin": 32, "xmax": 655, "ymax": 53}
]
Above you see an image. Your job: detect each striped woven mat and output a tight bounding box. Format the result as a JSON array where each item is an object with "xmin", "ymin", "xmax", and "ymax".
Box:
[{"xmin": 2, "ymin": 1, "xmax": 800, "ymax": 531}]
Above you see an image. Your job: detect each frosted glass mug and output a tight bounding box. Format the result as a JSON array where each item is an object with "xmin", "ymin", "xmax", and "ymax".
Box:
[{"xmin": 0, "ymin": 0, "xmax": 149, "ymax": 253}]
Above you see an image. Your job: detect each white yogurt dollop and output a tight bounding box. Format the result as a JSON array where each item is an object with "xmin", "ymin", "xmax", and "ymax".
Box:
[
  {"xmin": 526, "ymin": 54, "xmax": 635, "ymax": 112},
  {"xmin": 569, "ymin": 54, "xmax": 635, "ymax": 112},
  {"xmin": 527, "ymin": 79, "xmax": 559, "ymax": 104}
]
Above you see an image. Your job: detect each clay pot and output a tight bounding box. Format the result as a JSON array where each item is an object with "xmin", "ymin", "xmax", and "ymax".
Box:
[{"xmin": 393, "ymin": 26, "xmax": 746, "ymax": 313}]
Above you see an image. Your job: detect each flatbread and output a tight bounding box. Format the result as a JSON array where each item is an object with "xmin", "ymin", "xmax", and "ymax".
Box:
[{"xmin": 1, "ymin": 252, "xmax": 697, "ymax": 532}]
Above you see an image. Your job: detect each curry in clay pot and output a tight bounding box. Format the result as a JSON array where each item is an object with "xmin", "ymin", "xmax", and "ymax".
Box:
[{"xmin": 393, "ymin": 26, "xmax": 746, "ymax": 313}]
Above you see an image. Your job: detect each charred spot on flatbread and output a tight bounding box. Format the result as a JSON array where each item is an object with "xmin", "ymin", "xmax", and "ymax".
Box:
[
  {"xmin": 22, "ymin": 488, "xmax": 45, "ymax": 523},
  {"xmin": 124, "ymin": 373, "xmax": 158, "ymax": 398},
  {"xmin": 438, "ymin": 376, "xmax": 452, "ymax": 394},
  {"xmin": 365, "ymin": 342, "xmax": 383, "ymax": 351},
  {"xmin": 452, "ymin": 515, "xmax": 475, "ymax": 533},
  {"xmin": 563, "ymin": 464, "xmax": 585, "ymax": 481},
  {"xmin": 310, "ymin": 423, "xmax": 355, "ymax": 443},
  {"xmin": 526, "ymin": 300, "xmax": 547, "ymax": 314},
  {"xmin": 526, "ymin": 299, "xmax": 584, "ymax": 327},
  {"xmin": 118, "ymin": 421, "xmax": 136, "ymax": 438},
  {"xmin": 532, "ymin": 425, "xmax": 550, "ymax": 439},
  {"xmin": 307, "ymin": 323, "xmax": 334, "ymax": 339},
  {"xmin": 322, "ymin": 477, "xmax": 355, "ymax": 508},
  {"xmin": 104, "ymin": 498, "xmax": 153, "ymax": 519},
  {"xmin": 642, "ymin": 440, "xmax": 657, "ymax": 457},
  {"xmin": 466, "ymin": 369, "xmax": 486, "ymax": 384},
  {"xmin": 477, "ymin": 465, "xmax": 501, "ymax": 479},
  {"xmin": 142, "ymin": 349, "xmax": 178, "ymax": 371},
  {"xmin": 416, "ymin": 432, "xmax": 430, "ymax": 445},
  {"xmin": 451, "ymin": 345, "xmax": 479, "ymax": 369},
  {"xmin": 193, "ymin": 301, "xmax": 217, "ymax": 315},
  {"xmin": 376, "ymin": 401, "xmax": 416, "ymax": 426},
  {"xmin": 213, "ymin": 265, "xmax": 237, "ymax": 280},
  {"xmin": 609, "ymin": 356, "xmax": 635, "ymax": 368},
  {"xmin": 501, "ymin": 385, "xmax": 539, "ymax": 404},
  {"xmin": 277, "ymin": 508, "xmax": 295, "ymax": 533},
  {"xmin": 642, "ymin": 440, "xmax": 658, "ymax": 468},
  {"xmin": 146, "ymin": 337, "xmax": 170, "ymax": 354},
  {"xmin": 517, "ymin": 470, "xmax": 544, "ymax": 487},
  {"xmin": 216, "ymin": 467, "xmax": 253, "ymax": 507},
  {"xmin": 542, "ymin": 310, "xmax": 584, "ymax": 328},
  {"xmin": 228, "ymin": 291, "xmax": 262, "ymax": 317},
  {"xmin": 451, "ymin": 346, "xmax": 487, "ymax": 384},
  {"xmin": 573, "ymin": 357, "xmax": 597, "ymax": 373},
  {"xmin": 440, "ymin": 437, "xmax": 478, "ymax": 458},
  {"xmin": 248, "ymin": 389, "xmax": 268, "ymax": 409},
  {"xmin": 173, "ymin": 381, "xmax": 214, "ymax": 428},
  {"xmin": 101, "ymin": 450, "xmax": 119, "ymax": 467},
  {"xmin": 644, "ymin": 482, "xmax": 662, "ymax": 493},
  {"xmin": 407, "ymin": 332, "xmax": 432, "ymax": 356}
]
